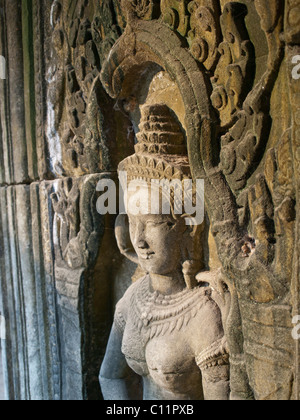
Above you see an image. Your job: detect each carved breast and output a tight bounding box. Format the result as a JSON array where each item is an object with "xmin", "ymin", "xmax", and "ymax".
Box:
[
  {"xmin": 123, "ymin": 318, "xmax": 202, "ymax": 389},
  {"xmin": 145, "ymin": 333, "xmax": 203, "ymax": 397}
]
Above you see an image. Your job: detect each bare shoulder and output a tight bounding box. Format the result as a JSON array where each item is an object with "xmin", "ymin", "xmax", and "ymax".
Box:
[
  {"xmin": 189, "ymin": 292, "xmax": 225, "ymax": 353},
  {"xmin": 115, "ymin": 275, "xmax": 146, "ymax": 320}
]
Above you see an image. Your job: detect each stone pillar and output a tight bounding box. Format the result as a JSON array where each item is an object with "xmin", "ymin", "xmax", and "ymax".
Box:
[{"xmin": 0, "ymin": 0, "xmax": 134, "ymax": 400}]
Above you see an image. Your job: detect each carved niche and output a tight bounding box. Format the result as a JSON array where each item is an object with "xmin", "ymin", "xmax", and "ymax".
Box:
[
  {"xmin": 47, "ymin": 0, "xmax": 134, "ymax": 177},
  {"xmin": 98, "ymin": 0, "xmax": 299, "ymax": 400}
]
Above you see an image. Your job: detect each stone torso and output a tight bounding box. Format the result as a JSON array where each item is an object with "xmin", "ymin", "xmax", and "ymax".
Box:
[{"xmin": 115, "ymin": 275, "xmax": 228, "ymax": 400}]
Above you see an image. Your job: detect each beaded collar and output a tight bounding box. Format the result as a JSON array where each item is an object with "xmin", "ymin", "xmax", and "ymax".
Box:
[{"xmin": 130, "ymin": 275, "xmax": 212, "ymax": 343}]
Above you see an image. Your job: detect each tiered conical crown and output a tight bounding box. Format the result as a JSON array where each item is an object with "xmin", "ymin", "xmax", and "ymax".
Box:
[{"xmin": 118, "ymin": 103, "xmax": 191, "ymax": 182}]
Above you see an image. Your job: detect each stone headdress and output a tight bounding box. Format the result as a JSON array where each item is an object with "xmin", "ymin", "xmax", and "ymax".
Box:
[
  {"xmin": 118, "ymin": 103, "xmax": 205, "ymax": 289},
  {"xmin": 118, "ymin": 103, "xmax": 191, "ymax": 185}
]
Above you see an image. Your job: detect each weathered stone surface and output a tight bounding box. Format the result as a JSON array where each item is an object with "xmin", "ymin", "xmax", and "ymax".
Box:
[
  {"xmin": 98, "ymin": 0, "xmax": 299, "ymax": 400},
  {"xmin": 0, "ymin": 174, "xmax": 129, "ymax": 400},
  {"xmin": 0, "ymin": 0, "xmax": 299, "ymax": 401},
  {"xmin": 0, "ymin": 349, "xmax": 4, "ymax": 401},
  {"xmin": 45, "ymin": 0, "xmax": 134, "ymax": 178}
]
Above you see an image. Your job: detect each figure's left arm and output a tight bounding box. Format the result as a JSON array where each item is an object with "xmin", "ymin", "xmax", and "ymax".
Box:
[
  {"xmin": 201, "ymin": 365, "xmax": 230, "ymax": 400},
  {"xmin": 196, "ymin": 337, "xmax": 230, "ymax": 401}
]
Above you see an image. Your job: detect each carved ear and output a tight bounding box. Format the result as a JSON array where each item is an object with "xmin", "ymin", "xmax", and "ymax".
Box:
[
  {"xmin": 115, "ymin": 214, "xmax": 139, "ymax": 265},
  {"xmin": 180, "ymin": 224, "xmax": 205, "ymax": 289}
]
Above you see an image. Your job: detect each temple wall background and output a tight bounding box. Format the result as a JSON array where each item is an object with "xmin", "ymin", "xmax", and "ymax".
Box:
[{"xmin": 0, "ymin": 0, "xmax": 299, "ymax": 400}]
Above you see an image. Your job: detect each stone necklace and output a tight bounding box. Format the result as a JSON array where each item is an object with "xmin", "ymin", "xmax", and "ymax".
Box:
[{"xmin": 130, "ymin": 275, "xmax": 212, "ymax": 344}]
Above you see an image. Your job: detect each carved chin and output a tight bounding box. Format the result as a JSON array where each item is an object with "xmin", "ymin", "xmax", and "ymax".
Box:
[{"xmin": 139, "ymin": 258, "xmax": 159, "ymax": 273}]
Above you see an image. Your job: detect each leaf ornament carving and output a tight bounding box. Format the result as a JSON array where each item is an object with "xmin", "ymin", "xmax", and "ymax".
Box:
[
  {"xmin": 188, "ymin": 0, "xmax": 221, "ymax": 71},
  {"xmin": 51, "ymin": 176, "xmax": 104, "ymax": 269},
  {"xmin": 131, "ymin": 0, "xmax": 151, "ymax": 17},
  {"xmin": 210, "ymin": 2, "xmax": 255, "ymax": 129},
  {"xmin": 161, "ymin": 0, "xmax": 190, "ymax": 36},
  {"xmin": 130, "ymin": 0, "xmax": 161, "ymax": 20},
  {"xmin": 284, "ymin": 0, "xmax": 300, "ymax": 44},
  {"xmin": 216, "ymin": 1, "xmax": 285, "ymax": 197}
]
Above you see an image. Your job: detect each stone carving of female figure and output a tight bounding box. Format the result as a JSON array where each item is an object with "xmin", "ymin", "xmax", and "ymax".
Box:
[{"xmin": 99, "ymin": 104, "xmax": 230, "ymax": 400}]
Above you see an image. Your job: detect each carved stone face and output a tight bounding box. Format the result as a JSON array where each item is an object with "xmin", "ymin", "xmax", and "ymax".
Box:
[
  {"xmin": 127, "ymin": 187, "xmax": 186, "ymax": 275},
  {"xmin": 128, "ymin": 211, "xmax": 186, "ymax": 275}
]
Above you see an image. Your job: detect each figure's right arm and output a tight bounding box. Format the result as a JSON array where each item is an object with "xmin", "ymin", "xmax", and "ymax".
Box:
[{"xmin": 99, "ymin": 323, "xmax": 131, "ymax": 400}]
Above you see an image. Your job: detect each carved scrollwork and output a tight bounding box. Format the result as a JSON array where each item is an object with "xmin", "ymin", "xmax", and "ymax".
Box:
[
  {"xmin": 47, "ymin": 0, "xmax": 132, "ymax": 176},
  {"xmin": 217, "ymin": 0, "xmax": 285, "ymax": 196},
  {"xmin": 187, "ymin": 0, "xmax": 221, "ymax": 71},
  {"xmin": 219, "ymin": 104, "xmax": 268, "ymax": 194},
  {"xmin": 131, "ymin": 0, "xmax": 151, "ymax": 17},
  {"xmin": 254, "ymin": 0, "xmax": 283, "ymax": 34},
  {"xmin": 161, "ymin": 0, "xmax": 190, "ymax": 36},
  {"xmin": 51, "ymin": 175, "xmax": 104, "ymax": 270},
  {"xmin": 211, "ymin": 2, "xmax": 255, "ymax": 129},
  {"xmin": 284, "ymin": 0, "xmax": 300, "ymax": 44},
  {"xmin": 127, "ymin": 0, "xmax": 161, "ymax": 20}
]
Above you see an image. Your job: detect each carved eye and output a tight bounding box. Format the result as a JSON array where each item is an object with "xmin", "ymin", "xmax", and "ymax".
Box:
[{"xmin": 146, "ymin": 221, "xmax": 175, "ymax": 229}]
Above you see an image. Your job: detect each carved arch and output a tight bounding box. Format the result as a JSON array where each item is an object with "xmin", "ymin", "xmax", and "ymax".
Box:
[{"xmin": 100, "ymin": 18, "xmax": 241, "ymax": 265}]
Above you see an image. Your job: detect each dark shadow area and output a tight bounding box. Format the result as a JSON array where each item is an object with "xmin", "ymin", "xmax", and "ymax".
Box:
[{"xmin": 0, "ymin": 346, "xmax": 4, "ymax": 400}]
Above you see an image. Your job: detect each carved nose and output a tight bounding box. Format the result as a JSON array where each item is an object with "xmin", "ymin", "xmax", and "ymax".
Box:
[
  {"xmin": 133, "ymin": 222, "xmax": 149, "ymax": 249},
  {"xmin": 137, "ymin": 240, "xmax": 149, "ymax": 250}
]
